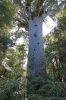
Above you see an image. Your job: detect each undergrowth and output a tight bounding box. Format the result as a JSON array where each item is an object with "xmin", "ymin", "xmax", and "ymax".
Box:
[{"xmin": 27, "ymin": 75, "xmax": 66, "ymax": 100}]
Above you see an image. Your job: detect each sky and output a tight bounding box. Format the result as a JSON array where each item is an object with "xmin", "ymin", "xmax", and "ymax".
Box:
[{"xmin": 42, "ymin": 16, "xmax": 57, "ymax": 36}]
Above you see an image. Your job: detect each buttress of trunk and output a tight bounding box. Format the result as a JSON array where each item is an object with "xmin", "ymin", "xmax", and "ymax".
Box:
[{"xmin": 28, "ymin": 17, "xmax": 44, "ymax": 76}]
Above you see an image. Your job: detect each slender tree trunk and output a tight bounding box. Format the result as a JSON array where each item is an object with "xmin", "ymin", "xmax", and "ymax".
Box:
[{"xmin": 28, "ymin": 17, "xmax": 44, "ymax": 76}]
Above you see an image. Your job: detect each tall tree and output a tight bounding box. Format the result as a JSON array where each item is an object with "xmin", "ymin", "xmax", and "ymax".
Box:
[{"xmin": 13, "ymin": 0, "xmax": 66, "ymax": 76}]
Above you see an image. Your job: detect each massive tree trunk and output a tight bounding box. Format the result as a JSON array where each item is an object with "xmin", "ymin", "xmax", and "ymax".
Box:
[{"xmin": 28, "ymin": 17, "xmax": 44, "ymax": 76}]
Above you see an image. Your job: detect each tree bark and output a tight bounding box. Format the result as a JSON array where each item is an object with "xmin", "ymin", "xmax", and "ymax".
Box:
[{"xmin": 28, "ymin": 17, "xmax": 44, "ymax": 76}]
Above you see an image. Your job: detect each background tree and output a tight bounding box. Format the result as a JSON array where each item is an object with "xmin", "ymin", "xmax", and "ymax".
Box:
[
  {"xmin": 45, "ymin": 6, "xmax": 66, "ymax": 82},
  {"xmin": 0, "ymin": 0, "xmax": 16, "ymax": 65},
  {"xmin": 0, "ymin": 1, "xmax": 27, "ymax": 99}
]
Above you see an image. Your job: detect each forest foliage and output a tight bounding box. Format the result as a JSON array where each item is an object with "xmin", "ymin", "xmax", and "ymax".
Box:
[{"xmin": 0, "ymin": 0, "xmax": 66, "ymax": 100}]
